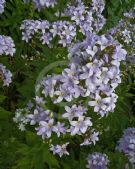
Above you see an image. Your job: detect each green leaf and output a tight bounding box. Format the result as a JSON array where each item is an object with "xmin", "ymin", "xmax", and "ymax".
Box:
[
  {"xmin": 43, "ymin": 144, "xmax": 59, "ymax": 168},
  {"xmin": 0, "ymin": 107, "xmax": 11, "ymax": 119},
  {"xmin": 0, "ymin": 95, "xmax": 6, "ymax": 103},
  {"xmin": 25, "ymin": 131, "xmax": 41, "ymax": 146}
]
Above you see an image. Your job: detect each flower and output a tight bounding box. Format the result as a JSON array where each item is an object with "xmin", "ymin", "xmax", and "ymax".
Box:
[
  {"xmin": 70, "ymin": 116, "xmax": 92, "ymax": 135},
  {"xmin": 34, "ymin": 96, "xmax": 45, "ymax": 104},
  {"xmin": 80, "ymin": 130, "xmax": 99, "ymax": 146},
  {"xmin": 108, "ymin": 6, "xmax": 135, "ymax": 64},
  {"xmin": 13, "ymin": 108, "xmax": 29, "ymax": 131},
  {"xmin": 0, "ymin": 64, "xmax": 12, "ymax": 86},
  {"xmin": 14, "ymin": 1, "xmax": 129, "ymax": 159},
  {"xmin": 26, "ymin": 106, "xmax": 50, "ymax": 125},
  {"xmin": 92, "ymin": 0, "xmax": 105, "ymax": 13},
  {"xmin": 36, "ymin": 118, "xmax": 54, "ymax": 139},
  {"xmin": 21, "ymin": 20, "xmax": 76, "ymax": 47},
  {"xmin": 50, "ymin": 142, "xmax": 69, "ymax": 157},
  {"xmin": 20, "ymin": 20, "xmax": 42, "ymax": 42},
  {"xmin": 0, "ymin": 35, "xmax": 15, "ymax": 56},
  {"xmin": 116, "ymin": 128, "xmax": 135, "ymax": 164},
  {"xmin": 40, "ymin": 75, "xmax": 58, "ymax": 97},
  {"xmin": 71, "ymin": 2, "xmax": 85, "ymax": 25},
  {"xmin": 63, "ymin": 104, "xmax": 87, "ymax": 122},
  {"xmin": 53, "ymin": 122, "xmax": 67, "ymax": 137},
  {"xmin": 54, "ymin": 84, "xmax": 72, "ymax": 103},
  {"xmin": 0, "ymin": 0, "xmax": 5, "ymax": 14},
  {"xmin": 57, "ymin": 22, "xmax": 76, "ymax": 47},
  {"xmin": 86, "ymin": 152, "xmax": 109, "ymax": 169},
  {"xmin": 32, "ymin": 0, "xmax": 57, "ymax": 10},
  {"xmin": 88, "ymin": 93, "xmax": 117, "ymax": 117}
]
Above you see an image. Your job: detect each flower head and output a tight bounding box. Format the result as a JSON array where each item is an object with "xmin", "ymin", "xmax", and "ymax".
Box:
[
  {"xmin": 117, "ymin": 128, "xmax": 135, "ymax": 163},
  {"xmin": 0, "ymin": 64, "xmax": 12, "ymax": 86},
  {"xmin": 50, "ymin": 142, "xmax": 69, "ymax": 157},
  {"xmin": 86, "ymin": 152, "xmax": 109, "ymax": 169},
  {"xmin": 0, "ymin": 35, "xmax": 15, "ymax": 56},
  {"xmin": 0, "ymin": 0, "xmax": 5, "ymax": 14}
]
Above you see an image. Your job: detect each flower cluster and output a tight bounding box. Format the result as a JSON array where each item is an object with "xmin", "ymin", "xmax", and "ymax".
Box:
[
  {"xmin": 20, "ymin": 0, "xmax": 106, "ymax": 47},
  {"xmin": 60, "ymin": 0, "xmax": 106, "ymax": 34},
  {"xmin": 0, "ymin": 0, "xmax": 5, "ymax": 14},
  {"xmin": 0, "ymin": 64, "xmax": 12, "ymax": 86},
  {"xmin": 116, "ymin": 128, "xmax": 135, "ymax": 164},
  {"xmin": 34, "ymin": 0, "xmax": 57, "ymax": 10},
  {"xmin": 67, "ymin": 34, "xmax": 126, "ymax": 117},
  {"xmin": 0, "ymin": 35, "xmax": 16, "ymax": 56},
  {"xmin": 86, "ymin": 152, "xmax": 109, "ymax": 169},
  {"xmin": 0, "ymin": 35, "xmax": 15, "ymax": 86},
  {"xmin": 23, "ymin": 0, "xmax": 57, "ymax": 10},
  {"xmin": 14, "ymin": 32, "xmax": 126, "ymax": 157},
  {"xmin": 15, "ymin": 0, "xmax": 127, "ymax": 159},
  {"xmin": 14, "ymin": 95, "xmax": 97, "ymax": 144},
  {"xmin": 13, "ymin": 108, "xmax": 29, "ymax": 131},
  {"xmin": 40, "ymin": 34, "xmax": 126, "ymax": 117},
  {"xmin": 20, "ymin": 20, "xmax": 76, "ymax": 47},
  {"xmin": 108, "ymin": 6, "xmax": 135, "ymax": 64}
]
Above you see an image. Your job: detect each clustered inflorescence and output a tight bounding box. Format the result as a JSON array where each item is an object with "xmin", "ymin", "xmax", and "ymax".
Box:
[
  {"xmin": 0, "ymin": 0, "xmax": 134, "ymax": 168},
  {"xmin": 0, "ymin": 35, "xmax": 16, "ymax": 56},
  {"xmin": 86, "ymin": 152, "xmax": 109, "ymax": 169},
  {"xmin": 13, "ymin": 0, "xmax": 129, "ymax": 161},
  {"xmin": 20, "ymin": 0, "xmax": 106, "ymax": 47},
  {"xmin": 117, "ymin": 128, "xmax": 135, "ymax": 165},
  {"xmin": 0, "ymin": 35, "xmax": 15, "ymax": 86},
  {"xmin": 20, "ymin": 20, "xmax": 76, "ymax": 47},
  {"xmin": 108, "ymin": 6, "xmax": 135, "ymax": 64},
  {"xmin": 0, "ymin": 0, "xmax": 5, "ymax": 14},
  {"xmin": 23, "ymin": 0, "xmax": 57, "ymax": 10},
  {"xmin": 33, "ymin": 0, "xmax": 57, "ymax": 10},
  {"xmin": 0, "ymin": 64, "xmax": 12, "ymax": 86}
]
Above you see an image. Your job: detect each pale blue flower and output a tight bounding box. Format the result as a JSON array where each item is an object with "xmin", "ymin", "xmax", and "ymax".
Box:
[
  {"xmin": 81, "ymin": 130, "xmax": 99, "ymax": 146},
  {"xmin": 36, "ymin": 118, "xmax": 54, "ymax": 139},
  {"xmin": 117, "ymin": 128, "xmax": 135, "ymax": 164},
  {"xmin": 53, "ymin": 122, "xmax": 67, "ymax": 137},
  {"xmin": 0, "ymin": 0, "xmax": 5, "ymax": 14},
  {"xmin": 86, "ymin": 152, "xmax": 109, "ymax": 169},
  {"xmin": 54, "ymin": 85, "xmax": 72, "ymax": 103},
  {"xmin": 33, "ymin": 0, "xmax": 57, "ymax": 10},
  {"xmin": 0, "ymin": 35, "xmax": 15, "ymax": 56},
  {"xmin": 50, "ymin": 142, "xmax": 69, "ymax": 157},
  {"xmin": 63, "ymin": 104, "xmax": 87, "ymax": 122},
  {"xmin": 26, "ymin": 106, "xmax": 50, "ymax": 125},
  {"xmin": 70, "ymin": 116, "xmax": 92, "ymax": 135},
  {"xmin": 0, "ymin": 64, "xmax": 12, "ymax": 86}
]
